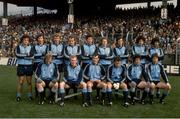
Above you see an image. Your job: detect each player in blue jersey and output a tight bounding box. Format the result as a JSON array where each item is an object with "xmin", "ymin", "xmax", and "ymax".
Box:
[
  {"xmin": 147, "ymin": 53, "xmax": 171, "ymax": 104},
  {"xmin": 15, "ymin": 34, "xmax": 34, "ymax": 102},
  {"xmin": 97, "ymin": 37, "xmax": 114, "ymax": 69},
  {"xmin": 33, "ymin": 34, "xmax": 48, "ymax": 97},
  {"xmin": 132, "ymin": 36, "xmax": 148, "ymax": 65},
  {"xmin": 106, "ymin": 57, "xmax": 129, "ymax": 107},
  {"xmin": 127, "ymin": 54, "xmax": 149, "ymax": 105},
  {"xmin": 64, "ymin": 35, "xmax": 81, "ymax": 65},
  {"xmin": 113, "ymin": 37, "xmax": 129, "ymax": 66},
  {"xmin": 81, "ymin": 34, "xmax": 97, "ymax": 69},
  {"xmin": 149, "ymin": 37, "xmax": 164, "ymax": 63},
  {"xmin": 83, "ymin": 54, "xmax": 107, "ymax": 106},
  {"xmin": 35, "ymin": 53, "xmax": 59, "ymax": 105},
  {"xmin": 58, "ymin": 55, "xmax": 88, "ymax": 107}
]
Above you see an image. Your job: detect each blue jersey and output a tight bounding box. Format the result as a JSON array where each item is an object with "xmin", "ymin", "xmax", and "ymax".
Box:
[
  {"xmin": 83, "ymin": 63, "xmax": 106, "ymax": 81},
  {"xmin": 132, "ymin": 45, "xmax": 148, "ymax": 64},
  {"xmin": 35, "ymin": 62, "xmax": 59, "ymax": 81},
  {"xmin": 148, "ymin": 47, "xmax": 164, "ymax": 63},
  {"xmin": 107, "ymin": 64, "xmax": 126, "ymax": 83},
  {"xmin": 127, "ymin": 64, "xmax": 148, "ymax": 82},
  {"xmin": 81, "ymin": 44, "xmax": 97, "ymax": 64},
  {"xmin": 113, "ymin": 46, "xmax": 129, "ymax": 65},
  {"xmin": 64, "ymin": 44, "xmax": 81, "ymax": 64},
  {"xmin": 98, "ymin": 46, "xmax": 114, "ymax": 65},
  {"xmin": 146, "ymin": 63, "xmax": 168, "ymax": 83},
  {"xmin": 15, "ymin": 44, "xmax": 34, "ymax": 65},
  {"xmin": 33, "ymin": 44, "xmax": 47, "ymax": 63},
  {"xmin": 48, "ymin": 43, "xmax": 64, "ymax": 65},
  {"xmin": 64, "ymin": 64, "xmax": 82, "ymax": 84}
]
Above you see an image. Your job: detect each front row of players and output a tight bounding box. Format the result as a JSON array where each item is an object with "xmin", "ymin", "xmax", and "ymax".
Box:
[{"xmin": 34, "ymin": 53, "xmax": 171, "ymax": 107}]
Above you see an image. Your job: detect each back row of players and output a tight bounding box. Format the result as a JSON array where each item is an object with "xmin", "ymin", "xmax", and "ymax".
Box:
[{"xmin": 15, "ymin": 33, "xmax": 171, "ymax": 107}]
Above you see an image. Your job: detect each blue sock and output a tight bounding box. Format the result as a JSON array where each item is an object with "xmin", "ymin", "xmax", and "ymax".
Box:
[
  {"xmin": 16, "ymin": 92, "xmax": 21, "ymax": 97},
  {"xmin": 28, "ymin": 92, "xmax": 32, "ymax": 97}
]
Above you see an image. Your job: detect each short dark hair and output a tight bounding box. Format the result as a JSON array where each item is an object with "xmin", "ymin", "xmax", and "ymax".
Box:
[
  {"xmin": 86, "ymin": 34, "xmax": 93, "ymax": 40},
  {"xmin": 151, "ymin": 37, "xmax": 160, "ymax": 45},
  {"xmin": 133, "ymin": 54, "xmax": 141, "ymax": 61},
  {"xmin": 20, "ymin": 34, "xmax": 31, "ymax": 43},
  {"xmin": 136, "ymin": 36, "xmax": 145, "ymax": 44},
  {"xmin": 92, "ymin": 53, "xmax": 99, "ymax": 59},
  {"xmin": 151, "ymin": 53, "xmax": 159, "ymax": 59},
  {"xmin": 114, "ymin": 57, "xmax": 121, "ymax": 62},
  {"xmin": 36, "ymin": 34, "xmax": 44, "ymax": 41}
]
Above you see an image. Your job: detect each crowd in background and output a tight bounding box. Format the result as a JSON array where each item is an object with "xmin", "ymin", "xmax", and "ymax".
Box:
[{"xmin": 0, "ymin": 4, "xmax": 180, "ymax": 57}]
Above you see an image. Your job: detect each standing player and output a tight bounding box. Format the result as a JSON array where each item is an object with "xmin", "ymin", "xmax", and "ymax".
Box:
[
  {"xmin": 127, "ymin": 55, "xmax": 149, "ymax": 105},
  {"xmin": 48, "ymin": 33, "xmax": 64, "ymax": 76},
  {"xmin": 83, "ymin": 54, "xmax": 107, "ymax": 105},
  {"xmin": 35, "ymin": 53, "xmax": 59, "ymax": 105},
  {"xmin": 33, "ymin": 34, "xmax": 48, "ymax": 97},
  {"xmin": 58, "ymin": 55, "xmax": 88, "ymax": 107},
  {"xmin": 64, "ymin": 35, "xmax": 81, "ymax": 65},
  {"xmin": 132, "ymin": 36, "xmax": 148, "ymax": 65},
  {"xmin": 107, "ymin": 57, "xmax": 129, "ymax": 107},
  {"xmin": 15, "ymin": 34, "xmax": 34, "ymax": 102},
  {"xmin": 113, "ymin": 37, "xmax": 129, "ymax": 65},
  {"xmin": 81, "ymin": 35, "xmax": 97, "ymax": 69},
  {"xmin": 98, "ymin": 38, "xmax": 114, "ymax": 69},
  {"xmin": 147, "ymin": 53, "xmax": 171, "ymax": 104}
]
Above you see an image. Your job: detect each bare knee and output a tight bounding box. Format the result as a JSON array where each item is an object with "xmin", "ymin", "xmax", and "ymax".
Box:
[
  {"xmin": 107, "ymin": 83, "xmax": 112, "ymax": 89},
  {"xmin": 59, "ymin": 82, "xmax": 65, "ymax": 88},
  {"xmin": 121, "ymin": 83, "xmax": 127, "ymax": 89}
]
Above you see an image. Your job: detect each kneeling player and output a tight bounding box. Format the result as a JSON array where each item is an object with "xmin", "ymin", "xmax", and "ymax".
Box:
[
  {"xmin": 147, "ymin": 53, "xmax": 171, "ymax": 104},
  {"xmin": 35, "ymin": 53, "xmax": 59, "ymax": 105},
  {"xmin": 83, "ymin": 54, "xmax": 107, "ymax": 105},
  {"xmin": 58, "ymin": 55, "xmax": 88, "ymax": 107},
  {"xmin": 107, "ymin": 57, "xmax": 129, "ymax": 106},
  {"xmin": 127, "ymin": 55, "xmax": 149, "ymax": 105}
]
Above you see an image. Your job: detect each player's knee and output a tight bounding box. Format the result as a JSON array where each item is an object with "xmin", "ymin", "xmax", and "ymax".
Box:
[
  {"xmin": 166, "ymin": 84, "xmax": 171, "ymax": 90},
  {"xmin": 102, "ymin": 82, "xmax": 107, "ymax": 88},
  {"xmin": 87, "ymin": 82, "xmax": 92, "ymax": 88},
  {"xmin": 121, "ymin": 83, "xmax": 127, "ymax": 89},
  {"xmin": 150, "ymin": 83, "xmax": 156, "ymax": 89},
  {"xmin": 59, "ymin": 82, "xmax": 65, "ymax": 88},
  {"xmin": 37, "ymin": 85, "xmax": 44, "ymax": 92},
  {"xmin": 81, "ymin": 82, "xmax": 87, "ymax": 88},
  {"xmin": 53, "ymin": 82, "xmax": 58, "ymax": 89},
  {"xmin": 107, "ymin": 83, "xmax": 112, "ymax": 89}
]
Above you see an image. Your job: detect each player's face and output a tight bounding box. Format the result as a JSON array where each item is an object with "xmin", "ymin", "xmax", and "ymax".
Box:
[
  {"xmin": 139, "ymin": 39, "xmax": 144, "ymax": 45},
  {"xmin": 134, "ymin": 58, "xmax": 141, "ymax": 65},
  {"xmin": 117, "ymin": 39, "xmax": 123, "ymax": 46},
  {"xmin": 92, "ymin": 56, "xmax": 99, "ymax": 64},
  {"xmin": 70, "ymin": 57, "xmax": 78, "ymax": 67},
  {"xmin": 53, "ymin": 36, "xmax": 61, "ymax": 44},
  {"xmin": 152, "ymin": 56, "xmax": 158, "ymax": 64},
  {"xmin": 114, "ymin": 60, "xmax": 120, "ymax": 67},
  {"xmin": 87, "ymin": 37, "xmax": 93, "ymax": 45},
  {"xmin": 22, "ymin": 38, "xmax": 30, "ymax": 46},
  {"xmin": 154, "ymin": 42, "xmax": 159, "ymax": 48},
  {"xmin": 68, "ymin": 38, "xmax": 75, "ymax": 46},
  {"xmin": 102, "ymin": 39, "xmax": 108, "ymax": 47},
  {"xmin": 38, "ymin": 36, "xmax": 44, "ymax": 45}
]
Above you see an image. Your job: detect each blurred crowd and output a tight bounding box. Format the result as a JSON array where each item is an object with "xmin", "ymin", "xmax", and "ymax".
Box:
[{"xmin": 0, "ymin": 4, "xmax": 180, "ymax": 57}]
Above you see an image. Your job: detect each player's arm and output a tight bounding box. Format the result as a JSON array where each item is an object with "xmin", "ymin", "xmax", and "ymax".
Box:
[
  {"xmin": 83, "ymin": 64, "xmax": 90, "ymax": 81},
  {"xmin": 107, "ymin": 65, "xmax": 113, "ymax": 83},
  {"xmin": 160, "ymin": 64, "xmax": 169, "ymax": 83}
]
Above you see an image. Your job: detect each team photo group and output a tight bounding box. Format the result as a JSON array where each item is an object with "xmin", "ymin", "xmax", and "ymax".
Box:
[{"xmin": 15, "ymin": 33, "xmax": 171, "ymax": 108}]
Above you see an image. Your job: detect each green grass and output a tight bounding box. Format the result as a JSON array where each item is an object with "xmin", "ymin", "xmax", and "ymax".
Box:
[{"xmin": 0, "ymin": 65, "xmax": 180, "ymax": 118}]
